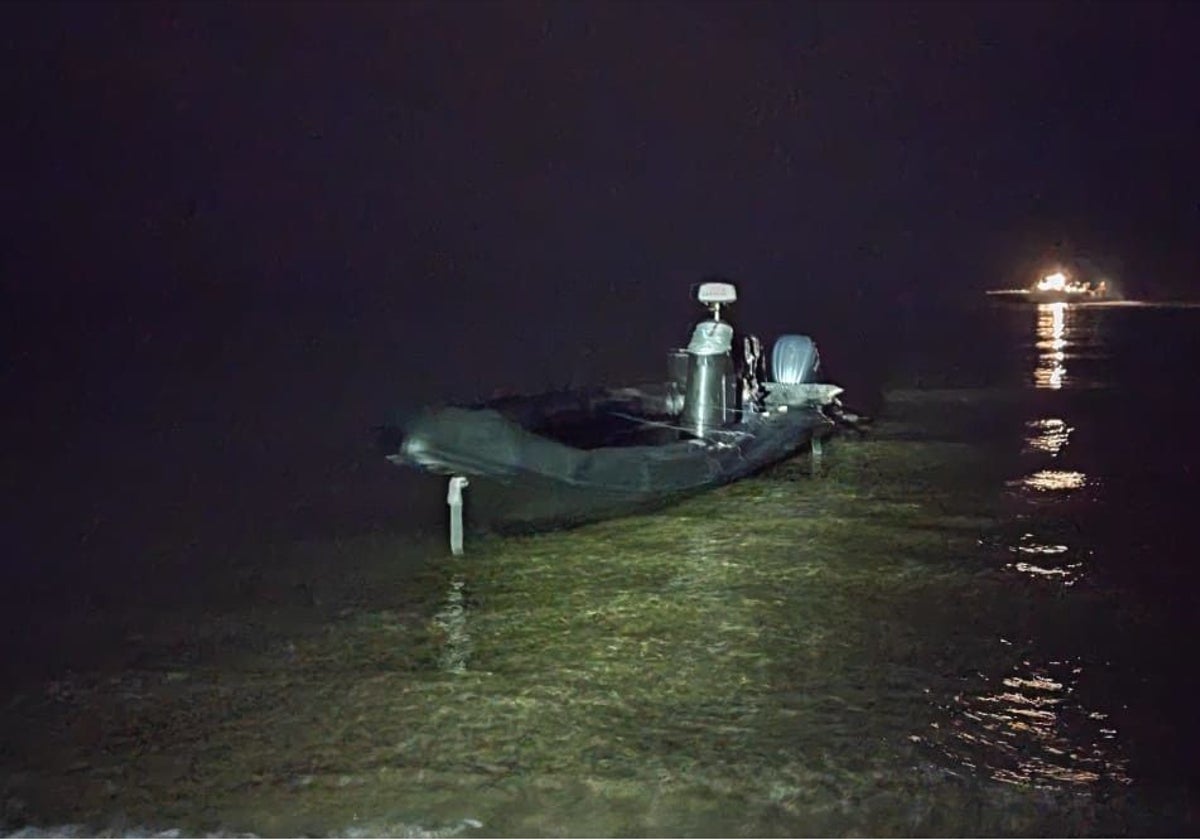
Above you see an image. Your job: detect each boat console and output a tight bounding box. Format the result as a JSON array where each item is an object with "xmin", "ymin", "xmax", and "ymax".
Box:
[
  {"xmin": 677, "ymin": 282, "xmax": 739, "ymax": 436},
  {"xmin": 670, "ymin": 282, "xmax": 833, "ymax": 436}
]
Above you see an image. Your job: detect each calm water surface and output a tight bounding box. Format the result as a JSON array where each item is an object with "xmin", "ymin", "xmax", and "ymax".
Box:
[
  {"xmin": 399, "ymin": 300, "xmax": 1200, "ymax": 835},
  {"xmin": 3, "ymin": 300, "xmax": 1199, "ymax": 836}
]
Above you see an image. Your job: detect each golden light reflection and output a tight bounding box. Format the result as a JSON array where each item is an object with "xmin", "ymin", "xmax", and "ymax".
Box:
[
  {"xmin": 1013, "ymin": 469, "xmax": 1087, "ymax": 492},
  {"xmin": 1034, "ymin": 302, "xmax": 1068, "ymax": 389},
  {"xmin": 925, "ymin": 658, "xmax": 1130, "ymax": 788},
  {"xmin": 1004, "ymin": 533, "xmax": 1084, "ymax": 585},
  {"xmin": 1024, "ymin": 418, "xmax": 1073, "ymax": 457}
]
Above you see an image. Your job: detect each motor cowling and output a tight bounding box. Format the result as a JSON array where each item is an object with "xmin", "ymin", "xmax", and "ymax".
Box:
[{"xmin": 771, "ymin": 334, "xmax": 821, "ymax": 384}]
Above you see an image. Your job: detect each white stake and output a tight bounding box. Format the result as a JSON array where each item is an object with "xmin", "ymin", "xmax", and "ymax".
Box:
[
  {"xmin": 447, "ymin": 476, "xmax": 469, "ymax": 555},
  {"xmin": 811, "ymin": 435, "xmax": 823, "ymax": 469}
]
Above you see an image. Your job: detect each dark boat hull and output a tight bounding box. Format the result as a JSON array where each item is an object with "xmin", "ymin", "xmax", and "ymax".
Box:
[{"xmin": 380, "ymin": 384, "xmax": 833, "ymax": 532}]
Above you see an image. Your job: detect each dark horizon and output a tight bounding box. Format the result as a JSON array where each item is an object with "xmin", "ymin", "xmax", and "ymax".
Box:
[{"xmin": 5, "ymin": 1, "xmax": 1200, "ymax": 311}]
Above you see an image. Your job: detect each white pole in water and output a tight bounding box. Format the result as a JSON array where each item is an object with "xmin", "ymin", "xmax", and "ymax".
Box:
[
  {"xmin": 447, "ymin": 476, "xmax": 469, "ymax": 555},
  {"xmin": 811, "ymin": 435, "xmax": 823, "ymax": 468}
]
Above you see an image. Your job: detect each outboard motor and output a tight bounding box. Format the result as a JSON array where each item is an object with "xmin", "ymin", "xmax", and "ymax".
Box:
[
  {"xmin": 771, "ymin": 334, "xmax": 821, "ymax": 384},
  {"xmin": 681, "ymin": 281, "xmax": 738, "ymax": 436}
]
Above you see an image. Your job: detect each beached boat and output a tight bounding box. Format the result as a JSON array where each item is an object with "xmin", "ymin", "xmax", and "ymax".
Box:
[{"xmin": 377, "ymin": 281, "xmax": 850, "ymax": 534}]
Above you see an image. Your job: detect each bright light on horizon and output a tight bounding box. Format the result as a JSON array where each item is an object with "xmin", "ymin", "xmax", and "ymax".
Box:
[
  {"xmin": 1038, "ymin": 271, "xmax": 1069, "ymax": 292},
  {"xmin": 1032, "ymin": 268, "xmax": 1111, "ymax": 299}
]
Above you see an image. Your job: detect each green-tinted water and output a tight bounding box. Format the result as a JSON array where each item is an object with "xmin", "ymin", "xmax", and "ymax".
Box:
[{"xmin": 3, "ymin": 385, "xmax": 1165, "ymax": 836}]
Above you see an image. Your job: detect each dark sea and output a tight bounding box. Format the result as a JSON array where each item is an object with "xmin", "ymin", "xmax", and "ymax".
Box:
[{"xmin": 2, "ymin": 295, "xmax": 1199, "ymax": 836}]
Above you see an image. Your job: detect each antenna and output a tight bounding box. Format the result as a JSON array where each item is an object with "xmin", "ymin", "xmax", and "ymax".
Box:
[{"xmin": 696, "ymin": 281, "xmax": 737, "ymax": 321}]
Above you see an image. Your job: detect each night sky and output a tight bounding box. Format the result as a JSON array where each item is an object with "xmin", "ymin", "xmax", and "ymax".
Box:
[
  {"xmin": 3, "ymin": 1, "xmax": 1200, "ymax": 599},
  {"xmin": 7, "ymin": 1, "xmax": 1200, "ymax": 313}
]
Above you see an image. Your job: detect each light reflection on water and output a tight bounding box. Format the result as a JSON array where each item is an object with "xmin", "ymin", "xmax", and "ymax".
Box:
[
  {"xmin": 926, "ymin": 656, "xmax": 1130, "ymax": 789},
  {"xmin": 1012, "ymin": 469, "xmax": 1089, "ymax": 492},
  {"xmin": 401, "ymin": 386, "xmax": 1142, "ymax": 835},
  {"xmin": 1030, "ymin": 301, "xmax": 1112, "ymax": 391},
  {"xmin": 1034, "ymin": 302, "xmax": 1069, "ymax": 389},
  {"xmin": 953, "ymin": 302, "xmax": 1126, "ymax": 788},
  {"xmin": 1003, "ymin": 532, "xmax": 1086, "ymax": 585},
  {"xmin": 1024, "ymin": 417, "xmax": 1073, "ymax": 456}
]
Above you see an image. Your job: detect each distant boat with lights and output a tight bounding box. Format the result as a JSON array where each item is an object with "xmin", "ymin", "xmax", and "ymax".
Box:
[
  {"xmin": 377, "ymin": 281, "xmax": 859, "ymax": 535},
  {"xmin": 987, "ymin": 269, "xmax": 1113, "ymax": 304}
]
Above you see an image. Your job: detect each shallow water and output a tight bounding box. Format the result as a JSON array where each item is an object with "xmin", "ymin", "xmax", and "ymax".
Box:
[{"xmin": 3, "ymin": 300, "xmax": 1198, "ymax": 836}]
